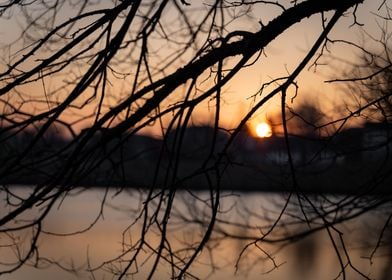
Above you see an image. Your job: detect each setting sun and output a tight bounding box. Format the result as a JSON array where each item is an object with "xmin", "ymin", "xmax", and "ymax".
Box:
[{"xmin": 255, "ymin": 122, "xmax": 272, "ymax": 138}]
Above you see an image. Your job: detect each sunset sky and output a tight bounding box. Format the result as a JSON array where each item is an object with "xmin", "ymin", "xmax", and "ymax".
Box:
[
  {"xmin": 1, "ymin": 3, "xmax": 392, "ymax": 280},
  {"xmin": 0, "ymin": 1, "xmax": 386, "ymax": 138}
]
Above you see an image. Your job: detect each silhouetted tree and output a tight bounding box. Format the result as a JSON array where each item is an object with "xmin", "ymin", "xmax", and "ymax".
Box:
[
  {"xmin": 2, "ymin": 1, "xmax": 392, "ymax": 279},
  {"xmin": 344, "ymin": 29, "xmax": 392, "ymax": 123}
]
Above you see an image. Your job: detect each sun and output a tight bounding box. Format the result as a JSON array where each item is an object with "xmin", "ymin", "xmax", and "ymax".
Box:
[{"xmin": 255, "ymin": 122, "xmax": 272, "ymax": 138}]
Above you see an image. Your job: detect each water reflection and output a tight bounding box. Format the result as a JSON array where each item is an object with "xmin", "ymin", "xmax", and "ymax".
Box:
[{"xmin": 0, "ymin": 187, "xmax": 391, "ymax": 279}]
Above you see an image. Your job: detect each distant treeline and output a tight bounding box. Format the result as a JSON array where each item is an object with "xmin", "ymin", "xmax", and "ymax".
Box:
[{"xmin": 1, "ymin": 123, "xmax": 392, "ymax": 194}]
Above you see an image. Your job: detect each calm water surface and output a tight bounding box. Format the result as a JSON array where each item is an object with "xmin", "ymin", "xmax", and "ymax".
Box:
[{"xmin": 0, "ymin": 187, "xmax": 391, "ymax": 280}]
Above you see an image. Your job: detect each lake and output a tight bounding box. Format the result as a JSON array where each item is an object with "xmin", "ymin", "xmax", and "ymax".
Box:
[{"xmin": 0, "ymin": 187, "xmax": 391, "ymax": 279}]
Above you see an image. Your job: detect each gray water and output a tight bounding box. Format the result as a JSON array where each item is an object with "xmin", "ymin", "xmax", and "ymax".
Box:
[{"xmin": 0, "ymin": 187, "xmax": 391, "ymax": 280}]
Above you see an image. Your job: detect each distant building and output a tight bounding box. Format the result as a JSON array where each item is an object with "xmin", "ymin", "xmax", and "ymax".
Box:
[
  {"xmin": 333, "ymin": 122, "xmax": 392, "ymax": 163},
  {"xmin": 362, "ymin": 122, "xmax": 392, "ymax": 160},
  {"xmin": 232, "ymin": 130, "xmax": 334, "ymax": 168}
]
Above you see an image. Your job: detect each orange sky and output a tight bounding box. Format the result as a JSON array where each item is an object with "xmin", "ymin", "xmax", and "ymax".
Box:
[{"xmin": 0, "ymin": 1, "xmax": 385, "ymax": 138}]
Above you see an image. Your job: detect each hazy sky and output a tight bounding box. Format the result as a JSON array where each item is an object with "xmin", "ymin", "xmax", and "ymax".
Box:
[{"xmin": 0, "ymin": 1, "xmax": 387, "ymax": 136}]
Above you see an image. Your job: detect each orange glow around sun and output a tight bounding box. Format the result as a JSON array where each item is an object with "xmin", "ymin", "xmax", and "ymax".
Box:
[{"xmin": 255, "ymin": 122, "xmax": 272, "ymax": 138}]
